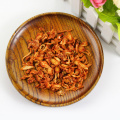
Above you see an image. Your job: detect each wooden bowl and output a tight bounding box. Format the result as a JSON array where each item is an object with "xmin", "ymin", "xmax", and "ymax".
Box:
[{"xmin": 6, "ymin": 12, "xmax": 104, "ymax": 107}]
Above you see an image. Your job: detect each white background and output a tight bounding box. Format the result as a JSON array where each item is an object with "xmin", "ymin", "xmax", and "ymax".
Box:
[{"xmin": 0, "ymin": 0, "xmax": 120, "ymax": 120}]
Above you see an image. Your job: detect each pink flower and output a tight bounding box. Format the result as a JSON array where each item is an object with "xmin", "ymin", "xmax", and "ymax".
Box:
[{"xmin": 90, "ymin": 0, "xmax": 107, "ymax": 8}]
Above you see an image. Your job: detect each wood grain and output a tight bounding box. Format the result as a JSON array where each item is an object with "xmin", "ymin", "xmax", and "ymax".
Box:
[{"xmin": 6, "ymin": 12, "xmax": 104, "ymax": 107}]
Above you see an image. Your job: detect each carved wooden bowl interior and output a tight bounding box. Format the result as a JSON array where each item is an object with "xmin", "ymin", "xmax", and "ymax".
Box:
[{"xmin": 6, "ymin": 12, "xmax": 104, "ymax": 107}]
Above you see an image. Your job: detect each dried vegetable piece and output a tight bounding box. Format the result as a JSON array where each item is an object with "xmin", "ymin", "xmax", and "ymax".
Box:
[{"xmin": 21, "ymin": 28, "xmax": 92, "ymax": 96}]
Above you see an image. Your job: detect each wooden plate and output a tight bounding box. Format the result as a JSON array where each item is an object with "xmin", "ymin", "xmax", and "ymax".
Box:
[{"xmin": 6, "ymin": 12, "xmax": 104, "ymax": 107}]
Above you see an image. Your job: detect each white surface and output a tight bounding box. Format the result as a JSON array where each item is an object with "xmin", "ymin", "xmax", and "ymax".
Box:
[
  {"xmin": 71, "ymin": 0, "xmax": 82, "ymax": 17},
  {"xmin": 0, "ymin": 0, "xmax": 120, "ymax": 120},
  {"xmin": 85, "ymin": 6, "xmax": 98, "ymax": 29}
]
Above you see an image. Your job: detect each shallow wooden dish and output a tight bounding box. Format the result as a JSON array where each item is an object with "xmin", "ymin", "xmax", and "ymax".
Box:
[{"xmin": 6, "ymin": 12, "xmax": 104, "ymax": 107}]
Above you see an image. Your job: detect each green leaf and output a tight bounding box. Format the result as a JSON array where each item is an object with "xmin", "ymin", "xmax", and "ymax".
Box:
[
  {"xmin": 117, "ymin": 23, "xmax": 120, "ymax": 40},
  {"xmin": 95, "ymin": 0, "xmax": 120, "ymax": 24},
  {"xmin": 95, "ymin": 9, "xmax": 120, "ymax": 25},
  {"xmin": 81, "ymin": 0, "xmax": 120, "ymax": 40},
  {"xmin": 81, "ymin": 0, "xmax": 92, "ymax": 8},
  {"xmin": 95, "ymin": 0, "xmax": 120, "ymax": 40},
  {"xmin": 103, "ymin": 0, "xmax": 118, "ymax": 16}
]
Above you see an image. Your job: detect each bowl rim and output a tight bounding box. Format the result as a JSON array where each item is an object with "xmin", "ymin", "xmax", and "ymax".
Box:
[{"xmin": 6, "ymin": 12, "xmax": 104, "ymax": 107}]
